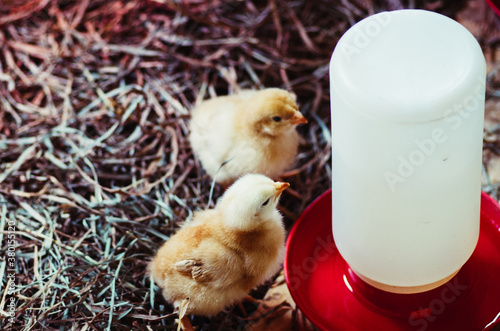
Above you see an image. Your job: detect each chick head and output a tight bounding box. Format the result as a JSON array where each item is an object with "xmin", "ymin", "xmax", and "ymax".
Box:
[
  {"xmin": 248, "ymin": 88, "xmax": 307, "ymax": 137},
  {"xmin": 218, "ymin": 174, "xmax": 289, "ymax": 230}
]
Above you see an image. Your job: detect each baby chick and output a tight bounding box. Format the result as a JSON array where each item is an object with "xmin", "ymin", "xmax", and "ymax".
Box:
[
  {"xmin": 189, "ymin": 88, "xmax": 307, "ymax": 185},
  {"xmin": 148, "ymin": 174, "xmax": 289, "ymax": 320}
]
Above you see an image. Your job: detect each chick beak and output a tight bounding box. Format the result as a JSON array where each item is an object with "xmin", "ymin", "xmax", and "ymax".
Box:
[
  {"xmin": 273, "ymin": 182, "xmax": 290, "ymax": 201},
  {"xmin": 291, "ymin": 113, "xmax": 308, "ymax": 125}
]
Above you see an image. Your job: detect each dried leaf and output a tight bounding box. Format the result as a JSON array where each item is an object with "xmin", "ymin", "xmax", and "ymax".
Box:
[{"xmin": 246, "ymin": 273, "xmax": 315, "ymax": 331}]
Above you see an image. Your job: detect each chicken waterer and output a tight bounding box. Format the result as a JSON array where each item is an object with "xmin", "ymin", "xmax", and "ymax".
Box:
[{"xmin": 285, "ymin": 9, "xmax": 500, "ymax": 331}]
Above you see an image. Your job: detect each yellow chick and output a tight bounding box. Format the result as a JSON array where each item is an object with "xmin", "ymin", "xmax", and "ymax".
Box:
[
  {"xmin": 189, "ymin": 88, "xmax": 307, "ymax": 185},
  {"xmin": 148, "ymin": 174, "xmax": 289, "ymax": 319}
]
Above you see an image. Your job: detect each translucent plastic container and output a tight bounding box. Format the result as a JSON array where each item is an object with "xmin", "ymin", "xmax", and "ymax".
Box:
[{"xmin": 330, "ymin": 10, "xmax": 486, "ymax": 290}]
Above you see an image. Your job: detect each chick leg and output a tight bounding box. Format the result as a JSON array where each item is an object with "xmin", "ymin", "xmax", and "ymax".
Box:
[{"xmin": 175, "ymin": 298, "xmax": 194, "ymax": 331}]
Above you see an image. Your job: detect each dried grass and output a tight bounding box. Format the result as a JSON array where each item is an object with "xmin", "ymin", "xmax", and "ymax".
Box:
[{"xmin": 0, "ymin": 0, "xmax": 497, "ymax": 330}]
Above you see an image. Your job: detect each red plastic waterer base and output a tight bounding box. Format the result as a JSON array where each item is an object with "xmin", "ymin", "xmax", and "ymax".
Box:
[
  {"xmin": 486, "ymin": 0, "xmax": 500, "ymax": 17},
  {"xmin": 284, "ymin": 190, "xmax": 500, "ymax": 331}
]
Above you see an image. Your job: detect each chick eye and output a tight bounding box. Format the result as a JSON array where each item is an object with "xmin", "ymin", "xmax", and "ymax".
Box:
[
  {"xmin": 272, "ymin": 116, "xmax": 282, "ymax": 122},
  {"xmin": 261, "ymin": 198, "xmax": 270, "ymax": 207}
]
